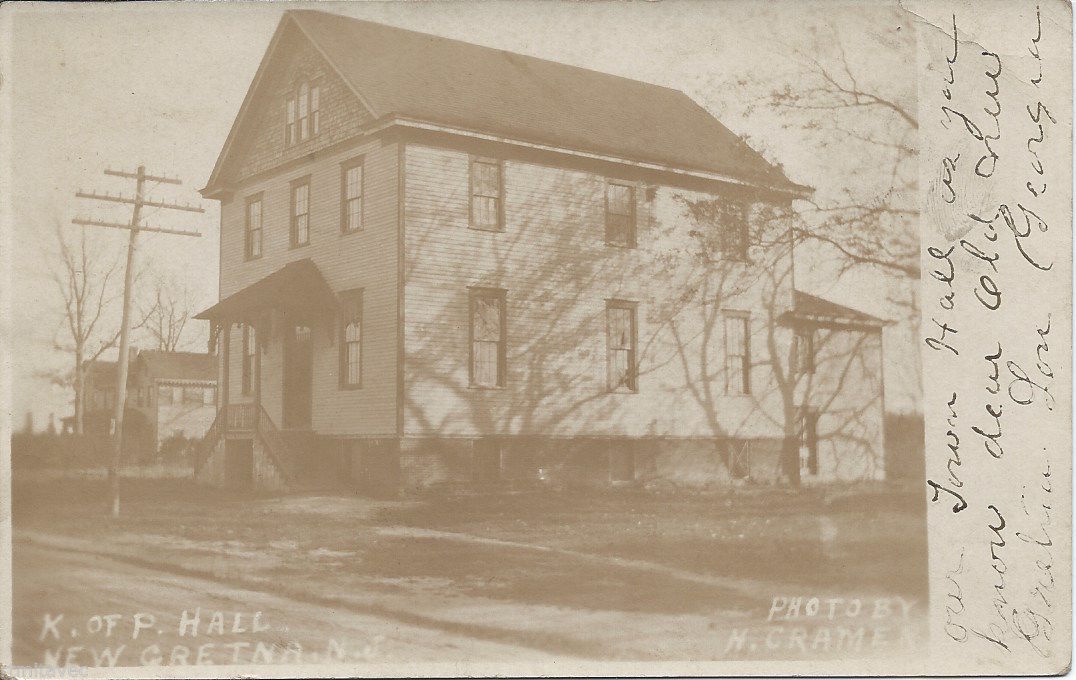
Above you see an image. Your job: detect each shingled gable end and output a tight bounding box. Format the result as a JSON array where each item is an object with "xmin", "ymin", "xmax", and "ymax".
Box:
[{"xmin": 195, "ymin": 10, "xmax": 885, "ymax": 494}]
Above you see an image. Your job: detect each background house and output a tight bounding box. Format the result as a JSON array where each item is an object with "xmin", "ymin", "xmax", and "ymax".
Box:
[
  {"xmin": 194, "ymin": 10, "xmax": 886, "ymax": 492},
  {"xmin": 128, "ymin": 350, "xmax": 218, "ymax": 454},
  {"xmin": 60, "ymin": 349, "xmax": 136, "ymax": 438},
  {"xmin": 62, "ymin": 348, "xmax": 217, "ymax": 461}
]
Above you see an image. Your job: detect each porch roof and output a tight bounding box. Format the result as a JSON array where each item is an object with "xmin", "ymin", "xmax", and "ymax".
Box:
[
  {"xmin": 194, "ymin": 259, "xmax": 338, "ymax": 323},
  {"xmin": 780, "ymin": 291, "xmax": 887, "ymax": 331}
]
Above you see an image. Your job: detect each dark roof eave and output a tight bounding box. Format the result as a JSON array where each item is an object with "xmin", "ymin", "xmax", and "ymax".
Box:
[
  {"xmin": 203, "ymin": 115, "xmax": 815, "ymax": 200},
  {"xmin": 195, "ymin": 259, "xmax": 338, "ymax": 322}
]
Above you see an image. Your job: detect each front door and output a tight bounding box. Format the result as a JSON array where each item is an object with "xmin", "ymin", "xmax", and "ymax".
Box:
[{"xmin": 283, "ymin": 324, "xmax": 313, "ymax": 429}]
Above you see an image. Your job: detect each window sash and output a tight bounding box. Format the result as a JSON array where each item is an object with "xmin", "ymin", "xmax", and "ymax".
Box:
[
  {"xmin": 246, "ymin": 198, "xmax": 262, "ymax": 258},
  {"xmin": 606, "ymin": 303, "xmax": 637, "ymax": 391},
  {"xmin": 721, "ymin": 201, "xmax": 749, "ymax": 259},
  {"xmin": 339, "ymin": 290, "xmax": 362, "ymax": 388},
  {"xmin": 292, "ymin": 182, "xmax": 310, "ymax": 246},
  {"xmin": 472, "ymin": 297, "xmax": 502, "ymax": 342},
  {"xmin": 346, "ymin": 339, "xmax": 361, "ymax": 385},
  {"xmin": 286, "ymin": 98, "xmax": 296, "ymax": 145},
  {"xmin": 724, "ymin": 315, "xmax": 750, "ymax": 395},
  {"xmin": 310, "ymin": 85, "xmax": 320, "ymax": 136},
  {"xmin": 469, "ymin": 290, "xmax": 505, "ymax": 387},
  {"xmin": 470, "ymin": 159, "xmax": 501, "ymax": 230},
  {"xmin": 343, "ymin": 163, "xmax": 363, "ymax": 232},
  {"xmin": 605, "ymin": 182, "xmax": 635, "ymax": 246},
  {"xmin": 472, "ymin": 340, "xmax": 499, "ymax": 387},
  {"xmin": 298, "ymin": 83, "xmax": 309, "ymax": 140}
]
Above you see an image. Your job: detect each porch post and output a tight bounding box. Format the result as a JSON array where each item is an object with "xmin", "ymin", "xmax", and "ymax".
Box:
[
  {"xmin": 221, "ymin": 321, "xmax": 231, "ymax": 439},
  {"xmin": 254, "ymin": 314, "xmax": 263, "ymax": 419}
]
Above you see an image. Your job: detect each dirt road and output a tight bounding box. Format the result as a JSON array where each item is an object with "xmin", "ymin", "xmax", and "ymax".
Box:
[{"xmin": 13, "ymin": 539, "xmax": 560, "ymax": 669}]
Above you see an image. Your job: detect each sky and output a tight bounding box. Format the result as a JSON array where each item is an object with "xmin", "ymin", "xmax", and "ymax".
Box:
[{"xmin": 5, "ymin": 0, "xmax": 918, "ymax": 429}]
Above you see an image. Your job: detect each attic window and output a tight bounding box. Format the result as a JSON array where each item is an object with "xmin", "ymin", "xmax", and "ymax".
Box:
[{"xmin": 286, "ymin": 82, "xmax": 321, "ymax": 146}]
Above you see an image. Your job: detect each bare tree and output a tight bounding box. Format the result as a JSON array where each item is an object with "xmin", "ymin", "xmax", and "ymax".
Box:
[
  {"xmin": 46, "ymin": 223, "xmax": 121, "ymax": 435},
  {"xmin": 732, "ymin": 19, "xmax": 917, "ymax": 280},
  {"xmin": 143, "ymin": 275, "xmax": 195, "ymax": 351},
  {"xmin": 46, "ymin": 222, "xmax": 157, "ymax": 434}
]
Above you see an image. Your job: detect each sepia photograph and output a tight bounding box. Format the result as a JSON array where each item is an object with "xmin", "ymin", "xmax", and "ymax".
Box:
[{"xmin": 0, "ymin": 0, "xmax": 1069, "ymax": 677}]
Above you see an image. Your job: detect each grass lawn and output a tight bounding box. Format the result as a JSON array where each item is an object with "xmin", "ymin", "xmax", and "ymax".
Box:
[{"xmin": 13, "ymin": 474, "xmax": 928, "ymax": 661}]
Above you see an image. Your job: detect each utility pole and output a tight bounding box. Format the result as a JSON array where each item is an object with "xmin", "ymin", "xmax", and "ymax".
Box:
[{"xmin": 74, "ymin": 165, "xmax": 204, "ymax": 517}]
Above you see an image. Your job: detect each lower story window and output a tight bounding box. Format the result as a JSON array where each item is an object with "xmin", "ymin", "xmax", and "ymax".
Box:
[
  {"xmin": 724, "ymin": 312, "xmax": 750, "ymax": 395},
  {"xmin": 470, "ymin": 288, "xmax": 506, "ymax": 387},
  {"xmin": 606, "ymin": 300, "xmax": 638, "ymax": 392},
  {"xmin": 339, "ymin": 289, "xmax": 363, "ymax": 388}
]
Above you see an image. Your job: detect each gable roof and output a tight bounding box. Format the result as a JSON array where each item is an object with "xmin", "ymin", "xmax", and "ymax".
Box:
[
  {"xmin": 138, "ymin": 351, "xmax": 217, "ymax": 383},
  {"xmin": 84, "ymin": 359, "xmax": 121, "ymax": 385},
  {"xmin": 204, "ymin": 10, "xmax": 806, "ymax": 196}
]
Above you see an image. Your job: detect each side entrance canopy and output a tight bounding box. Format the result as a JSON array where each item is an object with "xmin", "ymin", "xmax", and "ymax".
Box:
[
  {"xmin": 780, "ymin": 290, "xmax": 887, "ymax": 331},
  {"xmin": 195, "ymin": 258, "xmax": 338, "ymax": 326}
]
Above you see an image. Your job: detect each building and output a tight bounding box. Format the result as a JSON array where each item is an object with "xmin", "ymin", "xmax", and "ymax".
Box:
[
  {"xmin": 63, "ymin": 349, "xmax": 217, "ymax": 459},
  {"xmin": 127, "ymin": 350, "xmax": 218, "ymax": 452},
  {"xmin": 61, "ymin": 354, "xmax": 132, "ymax": 438},
  {"xmin": 194, "ymin": 10, "xmax": 886, "ymax": 492}
]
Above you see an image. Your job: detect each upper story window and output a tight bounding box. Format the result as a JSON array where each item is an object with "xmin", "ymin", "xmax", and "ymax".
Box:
[
  {"xmin": 794, "ymin": 328, "xmax": 815, "ymax": 375},
  {"xmin": 724, "ymin": 311, "xmax": 750, "ymax": 395},
  {"xmin": 469, "ymin": 157, "xmax": 503, "ymax": 231},
  {"xmin": 285, "ymin": 81, "xmax": 320, "ymax": 146},
  {"xmin": 606, "ymin": 300, "xmax": 638, "ymax": 392},
  {"xmin": 470, "ymin": 287, "xmax": 506, "ymax": 387},
  {"xmin": 341, "ymin": 159, "xmax": 364, "ymax": 233},
  {"xmin": 605, "ymin": 181, "xmax": 636, "ymax": 247},
  {"xmin": 245, "ymin": 194, "xmax": 263, "ymax": 260},
  {"xmin": 338, "ymin": 289, "xmax": 363, "ymax": 388},
  {"xmin": 290, "ymin": 178, "xmax": 310, "ymax": 247},
  {"xmin": 720, "ymin": 200, "xmax": 749, "ymax": 260}
]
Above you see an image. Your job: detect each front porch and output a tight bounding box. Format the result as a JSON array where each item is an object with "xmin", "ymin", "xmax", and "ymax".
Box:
[{"xmin": 193, "ymin": 259, "xmax": 343, "ymax": 490}]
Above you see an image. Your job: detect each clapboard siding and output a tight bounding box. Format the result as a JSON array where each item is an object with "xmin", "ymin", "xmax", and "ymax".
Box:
[
  {"xmin": 219, "ymin": 135, "xmax": 398, "ymax": 436},
  {"xmin": 402, "ymin": 143, "xmax": 796, "ymax": 439}
]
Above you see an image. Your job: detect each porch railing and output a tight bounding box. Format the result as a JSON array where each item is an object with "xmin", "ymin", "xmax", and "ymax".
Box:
[
  {"xmin": 191, "ymin": 408, "xmax": 224, "ymax": 478},
  {"xmin": 255, "ymin": 404, "xmax": 294, "ymax": 486},
  {"xmin": 193, "ymin": 402, "xmax": 296, "ymax": 487},
  {"xmin": 225, "ymin": 403, "xmax": 255, "ymax": 434}
]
